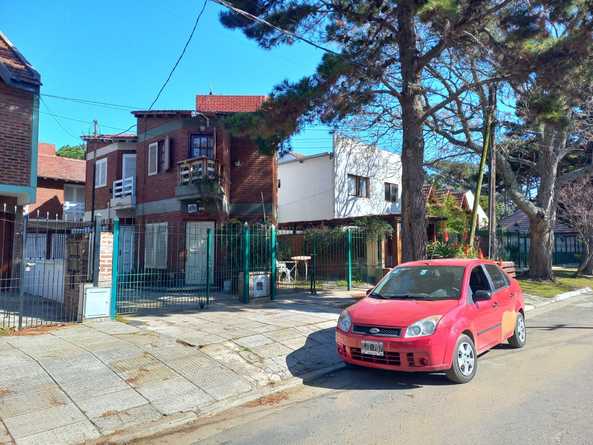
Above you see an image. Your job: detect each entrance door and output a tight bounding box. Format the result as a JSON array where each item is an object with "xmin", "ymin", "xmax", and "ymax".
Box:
[
  {"xmin": 185, "ymin": 221, "xmax": 214, "ymax": 286},
  {"xmin": 120, "ymin": 226, "xmax": 135, "ymax": 273}
]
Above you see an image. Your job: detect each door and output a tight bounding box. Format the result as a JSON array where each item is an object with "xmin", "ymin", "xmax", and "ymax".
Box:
[
  {"xmin": 185, "ymin": 221, "xmax": 214, "ymax": 286},
  {"xmin": 122, "ymin": 154, "xmax": 136, "ymax": 179},
  {"xmin": 23, "ymin": 233, "xmax": 65, "ymax": 303},
  {"xmin": 484, "ymin": 264, "xmax": 516, "ymax": 341},
  {"xmin": 120, "ymin": 226, "xmax": 135, "ymax": 274},
  {"xmin": 468, "ymin": 265, "xmax": 501, "ymax": 351}
]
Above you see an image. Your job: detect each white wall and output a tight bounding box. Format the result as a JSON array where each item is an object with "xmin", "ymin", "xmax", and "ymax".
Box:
[
  {"xmin": 333, "ymin": 135, "xmax": 402, "ymax": 219},
  {"xmin": 278, "ymin": 154, "xmax": 334, "ymax": 223}
]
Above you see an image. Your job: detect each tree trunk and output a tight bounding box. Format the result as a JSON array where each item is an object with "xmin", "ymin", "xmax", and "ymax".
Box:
[
  {"xmin": 398, "ymin": 1, "xmax": 428, "ymax": 262},
  {"xmin": 576, "ymin": 239, "xmax": 593, "ymax": 276},
  {"xmin": 528, "ymin": 214, "xmax": 555, "ymax": 280}
]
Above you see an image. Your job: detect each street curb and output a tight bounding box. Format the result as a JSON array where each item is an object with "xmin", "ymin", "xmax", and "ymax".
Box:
[{"xmin": 524, "ymin": 287, "xmax": 593, "ymax": 312}]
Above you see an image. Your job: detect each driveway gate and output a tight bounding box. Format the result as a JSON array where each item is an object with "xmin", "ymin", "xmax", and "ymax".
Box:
[{"xmin": 0, "ymin": 208, "xmax": 94, "ymax": 330}]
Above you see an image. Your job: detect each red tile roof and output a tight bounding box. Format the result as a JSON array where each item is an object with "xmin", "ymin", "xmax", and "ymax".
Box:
[
  {"xmin": 196, "ymin": 95, "xmax": 267, "ymax": 113},
  {"xmin": 0, "ymin": 32, "xmax": 40, "ymax": 91},
  {"xmin": 37, "ymin": 144, "xmax": 85, "ymax": 183},
  {"xmin": 38, "ymin": 143, "xmax": 56, "ymax": 156}
]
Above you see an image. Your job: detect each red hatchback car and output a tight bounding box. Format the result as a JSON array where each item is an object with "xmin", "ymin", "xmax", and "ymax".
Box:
[{"xmin": 336, "ymin": 259, "xmax": 526, "ymax": 383}]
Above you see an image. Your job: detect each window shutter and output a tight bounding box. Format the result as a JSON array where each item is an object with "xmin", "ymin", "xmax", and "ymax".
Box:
[
  {"xmin": 156, "ymin": 223, "xmax": 168, "ymax": 269},
  {"xmin": 148, "ymin": 142, "xmax": 159, "ymax": 176},
  {"xmin": 162, "ymin": 137, "xmax": 171, "ymax": 171},
  {"xmin": 385, "ymin": 183, "xmax": 390, "ymax": 201}
]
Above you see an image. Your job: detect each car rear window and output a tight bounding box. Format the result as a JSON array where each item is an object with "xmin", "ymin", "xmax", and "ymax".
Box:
[
  {"xmin": 484, "ymin": 265, "xmax": 509, "ymax": 290},
  {"xmin": 372, "ymin": 266, "xmax": 465, "ymax": 300}
]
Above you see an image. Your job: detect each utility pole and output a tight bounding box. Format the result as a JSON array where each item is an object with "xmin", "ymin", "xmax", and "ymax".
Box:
[
  {"xmin": 488, "ymin": 112, "xmax": 498, "ymax": 259},
  {"xmin": 469, "ymin": 86, "xmax": 496, "ymax": 251}
]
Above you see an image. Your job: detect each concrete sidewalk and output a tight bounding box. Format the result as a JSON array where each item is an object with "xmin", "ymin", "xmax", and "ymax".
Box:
[{"xmin": 0, "ymin": 293, "xmax": 349, "ymax": 445}]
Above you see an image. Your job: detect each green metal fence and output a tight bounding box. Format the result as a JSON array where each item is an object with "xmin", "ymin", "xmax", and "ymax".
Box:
[
  {"xmin": 114, "ymin": 222, "xmax": 383, "ymax": 315},
  {"xmin": 480, "ymin": 230, "xmax": 584, "ymax": 269}
]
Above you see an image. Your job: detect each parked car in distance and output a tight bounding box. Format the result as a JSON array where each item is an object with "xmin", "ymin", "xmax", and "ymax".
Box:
[{"xmin": 336, "ymin": 259, "xmax": 526, "ymax": 383}]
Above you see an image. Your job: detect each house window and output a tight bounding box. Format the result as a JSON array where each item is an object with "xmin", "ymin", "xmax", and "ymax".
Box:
[
  {"xmin": 95, "ymin": 158, "xmax": 107, "ymax": 188},
  {"xmin": 148, "ymin": 142, "xmax": 159, "ymax": 176},
  {"xmin": 348, "ymin": 174, "xmax": 369, "ymax": 198},
  {"xmin": 145, "ymin": 222, "xmax": 168, "ymax": 269},
  {"xmin": 64, "ymin": 184, "xmax": 84, "ymax": 204},
  {"xmin": 385, "ymin": 183, "xmax": 399, "ymax": 202},
  {"xmin": 190, "ymin": 134, "xmax": 214, "ymax": 159}
]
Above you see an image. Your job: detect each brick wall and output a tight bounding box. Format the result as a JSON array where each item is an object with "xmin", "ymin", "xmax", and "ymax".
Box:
[
  {"xmin": 0, "ymin": 80, "xmax": 33, "ymax": 187},
  {"xmin": 229, "ymin": 136, "xmax": 277, "ymax": 222},
  {"xmin": 84, "ymin": 142, "xmax": 135, "ymax": 213},
  {"xmin": 29, "ymin": 177, "xmax": 65, "ymax": 218}
]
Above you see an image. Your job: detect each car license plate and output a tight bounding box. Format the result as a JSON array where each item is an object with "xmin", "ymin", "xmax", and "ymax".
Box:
[{"xmin": 361, "ymin": 340, "xmax": 384, "ymax": 356}]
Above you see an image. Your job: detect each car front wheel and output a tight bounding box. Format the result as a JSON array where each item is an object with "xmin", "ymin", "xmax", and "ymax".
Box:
[
  {"xmin": 446, "ymin": 334, "xmax": 477, "ymax": 384},
  {"xmin": 508, "ymin": 311, "xmax": 527, "ymax": 349}
]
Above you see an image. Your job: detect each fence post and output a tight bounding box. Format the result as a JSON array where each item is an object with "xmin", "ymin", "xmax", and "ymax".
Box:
[
  {"xmin": 206, "ymin": 228, "xmax": 212, "ymax": 305},
  {"xmin": 110, "ymin": 218, "xmax": 120, "ymax": 319},
  {"xmin": 347, "ymin": 228, "xmax": 352, "ymax": 291},
  {"xmin": 310, "ymin": 235, "xmax": 317, "ymax": 295},
  {"xmin": 17, "ymin": 212, "xmax": 28, "ymax": 330},
  {"xmin": 270, "ymin": 225, "xmax": 277, "ymax": 300},
  {"xmin": 242, "ymin": 223, "xmax": 250, "ymax": 304}
]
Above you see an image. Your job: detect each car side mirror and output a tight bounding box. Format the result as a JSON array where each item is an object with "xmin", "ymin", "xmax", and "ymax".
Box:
[
  {"xmin": 474, "ymin": 290, "xmax": 492, "ymax": 301},
  {"xmin": 366, "ymin": 287, "xmax": 374, "ymax": 296}
]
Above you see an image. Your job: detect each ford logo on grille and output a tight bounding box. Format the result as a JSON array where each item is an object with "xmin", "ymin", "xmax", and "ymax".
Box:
[{"xmin": 369, "ymin": 328, "xmax": 380, "ymax": 335}]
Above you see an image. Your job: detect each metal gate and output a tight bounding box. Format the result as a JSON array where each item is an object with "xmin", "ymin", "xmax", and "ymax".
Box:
[
  {"xmin": 114, "ymin": 221, "xmax": 212, "ymax": 315},
  {"xmin": 1, "ymin": 208, "xmax": 94, "ymax": 331}
]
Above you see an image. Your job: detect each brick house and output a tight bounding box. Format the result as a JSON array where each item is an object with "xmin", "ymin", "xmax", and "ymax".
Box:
[
  {"xmin": 26, "ymin": 143, "xmax": 86, "ymax": 221},
  {"xmin": 83, "ymin": 95, "xmax": 278, "ymax": 279},
  {"xmin": 0, "ymin": 32, "xmax": 40, "ymax": 285}
]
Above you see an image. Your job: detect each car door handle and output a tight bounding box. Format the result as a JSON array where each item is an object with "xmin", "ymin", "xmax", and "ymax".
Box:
[{"xmin": 492, "ymin": 301, "xmax": 499, "ymax": 308}]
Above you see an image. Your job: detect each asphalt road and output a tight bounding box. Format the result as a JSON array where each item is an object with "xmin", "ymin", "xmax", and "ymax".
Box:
[{"xmin": 140, "ymin": 293, "xmax": 593, "ymax": 445}]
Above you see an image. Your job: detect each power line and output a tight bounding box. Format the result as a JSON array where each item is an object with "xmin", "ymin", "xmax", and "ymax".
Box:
[
  {"xmin": 212, "ymin": 0, "xmax": 338, "ymax": 55},
  {"xmin": 40, "ymin": 97, "xmax": 80, "ymax": 141},
  {"xmin": 39, "ymin": 111, "xmax": 129, "ymax": 131},
  {"xmin": 41, "ymin": 93, "xmax": 138, "ymax": 111},
  {"xmin": 148, "ymin": 0, "xmax": 208, "ymax": 110}
]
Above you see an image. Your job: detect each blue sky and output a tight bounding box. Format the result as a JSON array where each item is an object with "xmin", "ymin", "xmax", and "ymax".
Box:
[{"xmin": 2, "ymin": 0, "xmax": 335, "ymax": 154}]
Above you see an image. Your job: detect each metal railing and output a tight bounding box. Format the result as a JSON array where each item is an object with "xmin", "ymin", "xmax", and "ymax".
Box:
[
  {"xmin": 112, "ymin": 177, "xmax": 135, "ymax": 200},
  {"xmin": 178, "ymin": 157, "xmax": 222, "ymax": 185}
]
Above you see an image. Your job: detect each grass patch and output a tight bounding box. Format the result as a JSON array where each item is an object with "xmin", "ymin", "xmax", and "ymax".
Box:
[
  {"xmin": 518, "ymin": 269, "xmax": 593, "ymax": 298},
  {"xmin": 0, "ymin": 327, "xmax": 15, "ymax": 336}
]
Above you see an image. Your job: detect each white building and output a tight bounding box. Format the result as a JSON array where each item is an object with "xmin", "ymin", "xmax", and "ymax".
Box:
[{"xmin": 278, "ymin": 134, "xmax": 402, "ymax": 224}]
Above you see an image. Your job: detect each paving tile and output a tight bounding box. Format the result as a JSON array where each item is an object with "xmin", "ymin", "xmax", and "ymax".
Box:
[
  {"xmin": 92, "ymin": 403, "xmax": 162, "ymax": 435},
  {"xmin": 233, "ymin": 334, "xmax": 275, "ymax": 349},
  {"xmin": 75, "ymin": 388, "xmax": 147, "ymax": 419},
  {"xmin": 3, "ymin": 403, "xmax": 86, "ymax": 439},
  {"xmin": 57, "ymin": 370, "xmax": 129, "ymax": 399},
  {"xmin": 15, "ymin": 420, "xmax": 100, "ymax": 445},
  {"xmin": 250, "ymin": 342, "xmax": 293, "ymax": 359},
  {"xmin": 0, "ymin": 384, "xmax": 69, "ymax": 419},
  {"xmin": 0, "ymin": 420, "xmax": 12, "ymax": 445},
  {"xmin": 150, "ymin": 387, "xmax": 214, "ymax": 414},
  {"xmin": 263, "ymin": 328, "xmax": 304, "ymax": 342}
]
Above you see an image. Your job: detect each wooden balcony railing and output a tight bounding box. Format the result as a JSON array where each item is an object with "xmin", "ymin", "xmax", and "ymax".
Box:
[{"xmin": 178, "ymin": 157, "xmax": 223, "ymax": 185}]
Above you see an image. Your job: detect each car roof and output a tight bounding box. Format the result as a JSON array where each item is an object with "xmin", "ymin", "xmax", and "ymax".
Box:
[{"xmin": 399, "ymin": 258, "xmax": 497, "ymax": 268}]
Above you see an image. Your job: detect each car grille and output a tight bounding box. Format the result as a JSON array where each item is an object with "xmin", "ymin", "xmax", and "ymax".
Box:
[
  {"xmin": 352, "ymin": 325, "xmax": 402, "ymax": 337},
  {"xmin": 350, "ymin": 348, "xmax": 401, "ymax": 366}
]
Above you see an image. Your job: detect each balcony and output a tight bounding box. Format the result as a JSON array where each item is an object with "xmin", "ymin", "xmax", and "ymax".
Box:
[
  {"xmin": 175, "ymin": 157, "xmax": 225, "ymax": 202},
  {"xmin": 111, "ymin": 176, "xmax": 136, "ymax": 209}
]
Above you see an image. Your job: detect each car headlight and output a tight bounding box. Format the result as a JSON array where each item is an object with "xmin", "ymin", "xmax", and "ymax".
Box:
[
  {"xmin": 337, "ymin": 310, "xmax": 352, "ymax": 332},
  {"xmin": 405, "ymin": 315, "xmax": 442, "ymax": 338}
]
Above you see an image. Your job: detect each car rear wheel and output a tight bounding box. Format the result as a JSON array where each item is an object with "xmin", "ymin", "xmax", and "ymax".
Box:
[
  {"xmin": 446, "ymin": 334, "xmax": 477, "ymax": 384},
  {"xmin": 508, "ymin": 312, "xmax": 527, "ymax": 349}
]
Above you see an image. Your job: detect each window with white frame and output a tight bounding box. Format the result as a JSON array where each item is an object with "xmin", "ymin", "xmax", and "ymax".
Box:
[
  {"xmin": 190, "ymin": 134, "xmax": 214, "ymax": 159},
  {"xmin": 148, "ymin": 142, "xmax": 159, "ymax": 176},
  {"xmin": 64, "ymin": 184, "xmax": 84, "ymax": 204},
  {"xmin": 95, "ymin": 158, "xmax": 107, "ymax": 188},
  {"xmin": 384, "ymin": 183, "xmax": 399, "ymax": 202},
  {"xmin": 348, "ymin": 174, "xmax": 369, "ymax": 198},
  {"xmin": 144, "ymin": 222, "xmax": 168, "ymax": 269}
]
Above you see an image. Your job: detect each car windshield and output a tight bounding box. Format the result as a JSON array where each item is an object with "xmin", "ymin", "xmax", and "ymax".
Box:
[{"xmin": 370, "ymin": 266, "xmax": 465, "ymax": 300}]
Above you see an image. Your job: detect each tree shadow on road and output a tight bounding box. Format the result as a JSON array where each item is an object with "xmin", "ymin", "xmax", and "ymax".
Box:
[{"xmin": 286, "ymin": 328, "xmax": 455, "ymax": 391}]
